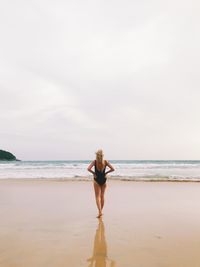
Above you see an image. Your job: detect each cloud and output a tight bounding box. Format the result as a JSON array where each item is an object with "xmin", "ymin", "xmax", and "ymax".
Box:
[{"xmin": 0, "ymin": 0, "xmax": 200, "ymax": 159}]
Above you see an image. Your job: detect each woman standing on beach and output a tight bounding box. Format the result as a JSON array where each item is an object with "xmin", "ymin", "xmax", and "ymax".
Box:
[{"xmin": 87, "ymin": 149, "xmax": 115, "ymax": 218}]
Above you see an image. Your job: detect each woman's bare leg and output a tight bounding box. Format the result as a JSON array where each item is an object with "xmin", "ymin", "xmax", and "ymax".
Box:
[
  {"xmin": 100, "ymin": 183, "xmax": 107, "ymax": 211},
  {"xmin": 93, "ymin": 182, "xmax": 102, "ymax": 217}
]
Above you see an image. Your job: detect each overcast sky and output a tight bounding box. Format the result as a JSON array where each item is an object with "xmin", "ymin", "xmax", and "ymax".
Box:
[{"xmin": 0, "ymin": 0, "xmax": 200, "ymax": 160}]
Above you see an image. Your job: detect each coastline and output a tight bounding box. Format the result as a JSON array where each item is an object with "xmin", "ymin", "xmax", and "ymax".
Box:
[{"xmin": 1, "ymin": 176, "xmax": 200, "ymax": 182}]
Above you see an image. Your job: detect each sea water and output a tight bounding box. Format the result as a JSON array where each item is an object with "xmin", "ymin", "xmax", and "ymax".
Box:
[{"xmin": 0, "ymin": 160, "xmax": 200, "ymax": 181}]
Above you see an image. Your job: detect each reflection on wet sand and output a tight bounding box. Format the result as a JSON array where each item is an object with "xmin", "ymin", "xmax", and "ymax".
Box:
[{"xmin": 87, "ymin": 218, "xmax": 116, "ymax": 267}]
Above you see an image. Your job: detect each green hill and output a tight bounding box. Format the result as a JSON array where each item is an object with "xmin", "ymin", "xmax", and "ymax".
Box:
[{"xmin": 0, "ymin": 150, "xmax": 18, "ymax": 161}]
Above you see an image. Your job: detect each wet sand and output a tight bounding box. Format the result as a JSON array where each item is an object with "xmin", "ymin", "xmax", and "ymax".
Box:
[{"xmin": 1, "ymin": 180, "xmax": 200, "ymax": 267}]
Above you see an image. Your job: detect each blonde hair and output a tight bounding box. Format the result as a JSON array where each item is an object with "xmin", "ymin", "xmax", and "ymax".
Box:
[{"xmin": 95, "ymin": 149, "xmax": 104, "ymax": 164}]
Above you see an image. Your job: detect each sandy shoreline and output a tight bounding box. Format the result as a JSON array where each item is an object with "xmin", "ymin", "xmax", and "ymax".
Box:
[
  {"xmin": 1, "ymin": 180, "xmax": 200, "ymax": 267},
  {"xmin": 1, "ymin": 176, "xmax": 200, "ymax": 182}
]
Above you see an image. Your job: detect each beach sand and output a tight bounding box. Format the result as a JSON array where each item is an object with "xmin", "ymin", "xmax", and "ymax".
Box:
[{"xmin": 1, "ymin": 180, "xmax": 200, "ymax": 267}]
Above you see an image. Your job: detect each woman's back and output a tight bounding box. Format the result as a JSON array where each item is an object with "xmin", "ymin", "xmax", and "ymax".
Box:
[
  {"xmin": 94, "ymin": 160, "xmax": 107, "ymax": 185},
  {"xmin": 94, "ymin": 160, "xmax": 106, "ymax": 174}
]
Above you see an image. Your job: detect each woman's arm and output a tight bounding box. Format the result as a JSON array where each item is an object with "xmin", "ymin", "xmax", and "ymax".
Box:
[
  {"xmin": 87, "ymin": 160, "xmax": 96, "ymax": 175},
  {"xmin": 105, "ymin": 160, "xmax": 115, "ymax": 175}
]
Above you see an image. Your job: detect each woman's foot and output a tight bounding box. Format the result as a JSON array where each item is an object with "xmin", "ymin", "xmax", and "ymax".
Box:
[{"xmin": 96, "ymin": 212, "xmax": 103, "ymax": 218}]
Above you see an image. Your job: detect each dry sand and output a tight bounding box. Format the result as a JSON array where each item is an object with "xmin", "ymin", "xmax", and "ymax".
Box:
[{"xmin": 1, "ymin": 179, "xmax": 200, "ymax": 267}]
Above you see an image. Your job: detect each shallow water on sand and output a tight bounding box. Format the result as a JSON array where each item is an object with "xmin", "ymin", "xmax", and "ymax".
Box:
[{"xmin": 1, "ymin": 181, "xmax": 200, "ymax": 267}]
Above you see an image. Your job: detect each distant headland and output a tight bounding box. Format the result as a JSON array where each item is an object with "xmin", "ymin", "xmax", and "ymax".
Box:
[{"xmin": 0, "ymin": 149, "xmax": 20, "ymax": 161}]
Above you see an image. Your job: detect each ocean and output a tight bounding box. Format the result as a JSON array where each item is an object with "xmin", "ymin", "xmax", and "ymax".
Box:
[{"xmin": 0, "ymin": 160, "xmax": 200, "ymax": 181}]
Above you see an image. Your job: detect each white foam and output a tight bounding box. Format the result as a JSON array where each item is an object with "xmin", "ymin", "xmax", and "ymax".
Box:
[{"xmin": 1, "ymin": 160, "xmax": 200, "ymax": 181}]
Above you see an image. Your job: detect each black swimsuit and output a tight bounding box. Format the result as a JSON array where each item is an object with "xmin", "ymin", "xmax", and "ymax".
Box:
[{"xmin": 94, "ymin": 160, "xmax": 107, "ymax": 186}]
